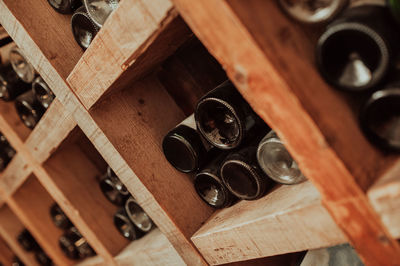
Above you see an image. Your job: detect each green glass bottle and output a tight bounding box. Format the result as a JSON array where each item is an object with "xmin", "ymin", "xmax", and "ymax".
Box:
[{"xmin": 389, "ymin": 0, "xmax": 400, "ymax": 24}]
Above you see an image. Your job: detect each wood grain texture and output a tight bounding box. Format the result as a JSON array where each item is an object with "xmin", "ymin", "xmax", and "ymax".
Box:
[
  {"xmin": 0, "ymin": 235, "xmax": 14, "ymax": 265},
  {"xmin": 88, "ymin": 75, "xmax": 211, "ymax": 265},
  {"xmin": 25, "ymin": 99, "xmax": 76, "ymax": 164},
  {"xmin": 171, "ymin": 0, "xmax": 400, "ymax": 265},
  {"xmin": 0, "ymin": 205, "xmax": 38, "ymax": 266},
  {"xmin": 78, "ymin": 229, "xmax": 186, "ymax": 266},
  {"xmin": 0, "ymin": 99, "xmax": 31, "ymax": 142},
  {"xmin": 67, "ymin": 0, "xmax": 184, "ymax": 109},
  {"xmin": 192, "ymin": 182, "xmax": 345, "ymax": 265},
  {"xmin": 7, "ymin": 175, "xmax": 73, "ymax": 265},
  {"xmin": 0, "ymin": 154, "xmax": 32, "ymax": 201},
  {"xmin": 368, "ymin": 160, "xmax": 400, "ymax": 238},
  {"xmin": 43, "ymin": 140, "xmax": 129, "ymax": 259}
]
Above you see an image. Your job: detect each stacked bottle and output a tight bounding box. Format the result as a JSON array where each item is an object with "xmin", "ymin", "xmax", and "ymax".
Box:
[
  {"xmin": 162, "ymin": 80, "xmax": 307, "ymax": 208},
  {"xmin": 278, "ymin": 1, "xmax": 400, "ymax": 152},
  {"xmin": 99, "ymin": 166, "xmax": 155, "ymax": 241},
  {"xmin": 47, "ymin": 0, "xmax": 119, "ymax": 49},
  {"xmin": 17, "ymin": 229, "xmax": 53, "ymax": 266}
]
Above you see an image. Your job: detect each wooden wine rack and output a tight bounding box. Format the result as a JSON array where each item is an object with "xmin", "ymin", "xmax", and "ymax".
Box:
[{"xmin": 0, "ymin": 0, "xmax": 398, "ymax": 265}]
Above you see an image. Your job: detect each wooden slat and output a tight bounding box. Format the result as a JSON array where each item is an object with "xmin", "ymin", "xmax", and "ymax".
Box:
[
  {"xmin": 368, "ymin": 161, "xmax": 400, "ymax": 238},
  {"xmin": 0, "ymin": 99, "xmax": 31, "ymax": 142},
  {"xmin": 78, "ymin": 229, "xmax": 186, "ymax": 266},
  {"xmin": 67, "ymin": 0, "xmax": 190, "ymax": 109},
  {"xmin": 0, "ymin": 235, "xmax": 14, "ymax": 265},
  {"xmin": 171, "ymin": 0, "xmax": 400, "ymax": 265},
  {"xmin": 0, "ymin": 205, "xmax": 38, "ymax": 266},
  {"xmin": 0, "ymin": 154, "xmax": 32, "ymax": 201},
  {"xmin": 7, "ymin": 175, "xmax": 73, "ymax": 265},
  {"xmin": 42, "ymin": 139, "xmax": 129, "ymax": 261},
  {"xmin": 89, "ymin": 74, "xmax": 212, "ymax": 265},
  {"xmin": 191, "ymin": 182, "xmax": 345, "ymax": 265},
  {"xmin": 25, "ymin": 99, "xmax": 76, "ymax": 164}
]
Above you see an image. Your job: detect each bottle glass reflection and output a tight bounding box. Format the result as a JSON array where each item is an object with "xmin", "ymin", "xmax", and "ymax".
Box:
[
  {"xmin": 279, "ymin": 0, "xmax": 348, "ymax": 24},
  {"xmin": 316, "ymin": 5, "xmax": 397, "ymax": 91},
  {"xmin": 125, "ymin": 197, "xmax": 153, "ymax": 233},
  {"xmin": 257, "ymin": 131, "xmax": 306, "ymax": 184},
  {"xmin": 113, "ymin": 208, "xmax": 143, "ymax": 241},
  {"xmin": 59, "ymin": 227, "xmax": 95, "ymax": 260},
  {"xmin": 15, "ymin": 90, "xmax": 45, "ymax": 129},
  {"xmin": 0, "ymin": 64, "xmax": 30, "ymax": 101},
  {"xmin": 9, "ymin": 46, "xmax": 36, "ymax": 83},
  {"xmin": 195, "ymin": 81, "xmax": 264, "ymax": 150},
  {"xmin": 194, "ymin": 154, "xmax": 235, "ymax": 208},
  {"xmin": 162, "ymin": 114, "xmax": 212, "ymax": 173},
  {"xmin": 71, "ymin": 6, "xmax": 100, "ymax": 50},
  {"xmin": 360, "ymin": 86, "xmax": 400, "ymax": 151},
  {"xmin": 84, "ymin": 0, "xmax": 119, "ymax": 27},
  {"xmin": 47, "ymin": 0, "xmax": 82, "ymax": 14},
  {"xmin": 32, "ymin": 77, "xmax": 55, "ymax": 109}
]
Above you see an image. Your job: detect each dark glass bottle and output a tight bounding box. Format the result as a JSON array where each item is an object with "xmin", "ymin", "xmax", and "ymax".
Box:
[
  {"xmin": 162, "ymin": 114, "xmax": 213, "ymax": 173},
  {"xmin": 113, "ymin": 208, "xmax": 143, "ymax": 241},
  {"xmin": 83, "ymin": 0, "xmax": 119, "ymax": 27},
  {"xmin": 34, "ymin": 248, "xmax": 53, "ymax": 266},
  {"xmin": 71, "ymin": 6, "xmax": 100, "ymax": 50},
  {"xmin": 316, "ymin": 5, "xmax": 398, "ymax": 92},
  {"xmin": 194, "ymin": 154, "xmax": 236, "ymax": 208},
  {"xmin": 17, "ymin": 229, "xmax": 39, "ymax": 252},
  {"xmin": 257, "ymin": 130, "xmax": 306, "ymax": 185},
  {"xmin": 59, "ymin": 227, "xmax": 95, "ymax": 260},
  {"xmin": 50, "ymin": 203, "xmax": 72, "ymax": 230},
  {"xmin": 195, "ymin": 81, "xmax": 265, "ymax": 150},
  {"xmin": 125, "ymin": 197, "xmax": 154, "ymax": 234},
  {"xmin": 32, "ymin": 77, "xmax": 55, "ymax": 109},
  {"xmin": 359, "ymin": 84, "xmax": 400, "ymax": 151},
  {"xmin": 279, "ymin": 0, "xmax": 348, "ymax": 24},
  {"xmin": 15, "ymin": 90, "xmax": 45, "ymax": 129},
  {"xmin": 0, "ymin": 64, "xmax": 31, "ymax": 101},
  {"xmin": 99, "ymin": 166, "xmax": 130, "ymax": 206},
  {"xmin": 388, "ymin": 0, "xmax": 400, "ymax": 25},
  {"xmin": 47, "ymin": 0, "xmax": 82, "ymax": 14},
  {"xmin": 9, "ymin": 46, "xmax": 36, "ymax": 84},
  {"xmin": 12, "ymin": 256, "xmax": 25, "ymax": 266},
  {"xmin": 221, "ymin": 144, "xmax": 275, "ymax": 200},
  {"xmin": 0, "ymin": 133, "xmax": 16, "ymax": 171}
]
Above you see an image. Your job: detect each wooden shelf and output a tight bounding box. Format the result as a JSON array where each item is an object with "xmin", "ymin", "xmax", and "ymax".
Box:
[
  {"xmin": 7, "ymin": 174, "xmax": 73, "ymax": 265},
  {"xmin": 0, "ymin": 205, "xmax": 38, "ymax": 266},
  {"xmin": 0, "ymin": 0, "xmax": 399, "ymax": 265}
]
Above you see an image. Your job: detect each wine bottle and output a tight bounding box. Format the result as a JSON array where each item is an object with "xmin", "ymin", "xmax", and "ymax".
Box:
[
  {"xmin": 388, "ymin": 0, "xmax": 400, "ymax": 25},
  {"xmin": 50, "ymin": 203, "xmax": 72, "ymax": 230},
  {"xmin": 15, "ymin": 90, "xmax": 45, "ymax": 129},
  {"xmin": 359, "ymin": 84, "xmax": 400, "ymax": 151},
  {"xmin": 34, "ymin": 248, "xmax": 53, "ymax": 266},
  {"xmin": 195, "ymin": 81, "xmax": 265, "ymax": 150},
  {"xmin": 316, "ymin": 5, "xmax": 398, "ymax": 91},
  {"xmin": 17, "ymin": 229, "xmax": 39, "ymax": 252},
  {"xmin": 162, "ymin": 114, "xmax": 213, "ymax": 173},
  {"xmin": 279, "ymin": 0, "xmax": 348, "ymax": 24},
  {"xmin": 257, "ymin": 130, "xmax": 306, "ymax": 185},
  {"xmin": 83, "ymin": 0, "xmax": 119, "ymax": 27},
  {"xmin": 194, "ymin": 154, "xmax": 236, "ymax": 208},
  {"xmin": 0, "ymin": 133, "xmax": 15, "ymax": 171},
  {"xmin": 99, "ymin": 166, "xmax": 130, "ymax": 206},
  {"xmin": 0, "ymin": 64, "xmax": 31, "ymax": 101},
  {"xmin": 32, "ymin": 77, "xmax": 55, "ymax": 109},
  {"xmin": 47, "ymin": 0, "xmax": 82, "ymax": 14},
  {"xmin": 125, "ymin": 197, "xmax": 154, "ymax": 234},
  {"xmin": 71, "ymin": 6, "xmax": 100, "ymax": 50},
  {"xmin": 113, "ymin": 208, "xmax": 143, "ymax": 241},
  {"xmin": 9, "ymin": 46, "xmax": 36, "ymax": 83},
  {"xmin": 221, "ymin": 144, "xmax": 275, "ymax": 200},
  {"xmin": 59, "ymin": 227, "xmax": 95, "ymax": 260}
]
